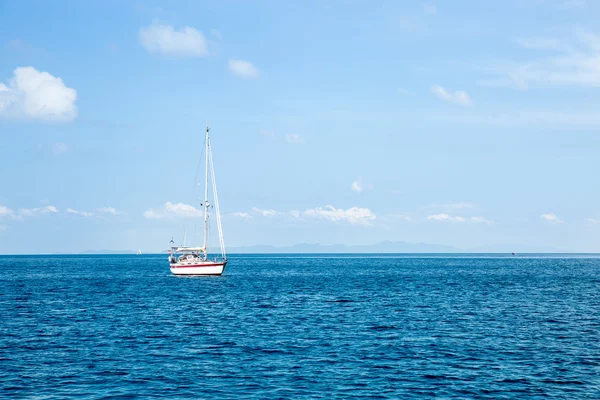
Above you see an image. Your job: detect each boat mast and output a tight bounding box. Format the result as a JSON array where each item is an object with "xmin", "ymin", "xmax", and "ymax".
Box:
[{"xmin": 203, "ymin": 125, "xmax": 210, "ymax": 260}]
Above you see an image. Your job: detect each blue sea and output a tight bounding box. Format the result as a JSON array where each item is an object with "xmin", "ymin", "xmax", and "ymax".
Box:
[{"xmin": 1, "ymin": 254, "xmax": 599, "ymax": 398}]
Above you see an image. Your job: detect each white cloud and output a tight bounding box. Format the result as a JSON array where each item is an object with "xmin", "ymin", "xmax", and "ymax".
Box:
[
  {"xmin": 540, "ymin": 213, "xmax": 563, "ymax": 223},
  {"xmin": 96, "ymin": 207, "xmax": 121, "ymax": 215},
  {"xmin": 231, "ymin": 212, "xmax": 252, "ymax": 219},
  {"xmin": 252, "ymin": 207, "xmax": 279, "ymax": 217},
  {"xmin": 426, "ymin": 213, "xmax": 492, "ymax": 224},
  {"xmin": 0, "ymin": 67, "xmax": 77, "ymax": 122},
  {"xmin": 427, "ymin": 213, "xmax": 466, "ymax": 222},
  {"xmin": 52, "ymin": 142, "xmax": 68, "ymax": 155},
  {"xmin": 0, "ymin": 205, "xmax": 14, "ymax": 218},
  {"xmin": 351, "ymin": 178, "xmax": 364, "ymax": 193},
  {"xmin": 144, "ymin": 201, "xmax": 202, "ymax": 219},
  {"xmin": 424, "ymin": 3, "xmax": 437, "ymax": 14},
  {"xmin": 585, "ymin": 218, "xmax": 600, "ymax": 225},
  {"xmin": 139, "ymin": 22, "xmax": 208, "ymax": 57},
  {"xmin": 228, "ymin": 59, "xmax": 259, "ymax": 79},
  {"xmin": 431, "ymin": 85, "xmax": 473, "ymax": 106},
  {"xmin": 19, "ymin": 205, "xmax": 58, "ymax": 217},
  {"xmin": 304, "ymin": 205, "xmax": 376, "ymax": 225},
  {"xmin": 66, "ymin": 208, "xmax": 93, "ymax": 217},
  {"xmin": 290, "ymin": 210, "xmax": 301, "ymax": 219},
  {"xmin": 285, "ymin": 134, "xmax": 304, "ymax": 144}
]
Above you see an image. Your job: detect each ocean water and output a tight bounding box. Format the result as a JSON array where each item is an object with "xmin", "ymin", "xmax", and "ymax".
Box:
[{"xmin": 1, "ymin": 254, "xmax": 599, "ymax": 399}]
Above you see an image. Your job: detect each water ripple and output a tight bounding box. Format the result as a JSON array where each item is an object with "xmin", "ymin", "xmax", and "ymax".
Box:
[{"xmin": 1, "ymin": 254, "xmax": 599, "ymax": 398}]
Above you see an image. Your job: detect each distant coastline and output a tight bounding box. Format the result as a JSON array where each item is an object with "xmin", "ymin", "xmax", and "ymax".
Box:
[{"xmin": 0, "ymin": 240, "xmax": 581, "ymax": 255}]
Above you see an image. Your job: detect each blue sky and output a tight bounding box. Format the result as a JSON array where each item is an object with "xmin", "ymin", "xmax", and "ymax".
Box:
[{"xmin": 1, "ymin": 0, "xmax": 600, "ymax": 253}]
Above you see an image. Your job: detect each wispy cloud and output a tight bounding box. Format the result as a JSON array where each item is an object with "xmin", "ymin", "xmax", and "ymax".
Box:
[
  {"xmin": 66, "ymin": 208, "xmax": 93, "ymax": 217},
  {"xmin": 0, "ymin": 67, "xmax": 77, "ymax": 122},
  {"xmin": 52, "ymin": 143, "xmax": 68, "ymax": 155},
  {"xmin": 470, "ymin": 216, "xmax": 493, "ymax": 224},
  {"xmin": 351, "ymin": 177, "xmax": 374, "ymax": 193},
  {"xmin": 304, "ymin": 205, "xmax": 376, "ymax": 225},
  {"xmin": 231, "ymin": 212, "xmax": 252, "ymax": 219},
  {"xmin": 431, "ymin": 85, "xmax": 473, "ymax": 106},
  {"xmin": 237, "ymin": 205, "xmax": 376, "ymax": 225},
  {"xmin": 261, "ymin": 130, "xmax": 305, "ymax": 144},
  {"xmin": 18, "ymin": 205, "xmax": 59, "ymax": 217},
  {"xmin": 427, "ymin": 213, "xmax": 466, "ymax": 222},
  {"xmin": 0, "ymin": 205, "xmax": 14, "ymax": 218},
  {"xmin": 482, "ymin": 29, "xmax": 600, "ymax": 89},
  {"xmin": 351, "ymin": 178, "xmax": 364, "ymax": 193},
  {"xmin": 285, "ymin": 134, "xmax": 304, "ymax": 144},
  {"xmin": 139, "ymin": 22, "xmax": 208, "ymax": 57},
  {"xmin": 228, "ymin": 59, "xmax": 259, "ymax": 79},
  {"xmin": 426, "ymin": 213, "xmax": 492, "ymax": 224},
  {"xmin": 585, "ymin": 218, "xmax": 600, "ymax": 225},
  {"xmin": 96, "ymin": 207, "xmax": 121, "ymax": 215},
  {"xmin": 540, "ymin": 213, "xmax": 563, "ymax": 223},
  {"xmin": 144, "ymin": 202, "xmax": 202, "ymax": 219},
  {"xmin": 252, "ymin": 207, "xmax": 279, "ymax": 217}
]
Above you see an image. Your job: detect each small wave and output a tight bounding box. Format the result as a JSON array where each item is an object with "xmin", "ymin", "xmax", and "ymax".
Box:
[{"xmin": 368, "ymin": 325, "xmax": 397, "ymax": 331}]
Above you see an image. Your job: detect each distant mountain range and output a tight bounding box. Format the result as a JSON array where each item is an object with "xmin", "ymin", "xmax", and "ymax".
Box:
[
  {"xmin": 225, "ymin": 241, "xmax": 461, "ymax": 254},
  {"xmin": 81, "ymin": 241, "xmax": 462, "ymax": 254},
  {"xmin": 81, "ymin": 249, "xmax": 139, "ymax": 254},
  {"xmin": 79, "ymin": 240, "xmax": 580, "ymax": 254}
]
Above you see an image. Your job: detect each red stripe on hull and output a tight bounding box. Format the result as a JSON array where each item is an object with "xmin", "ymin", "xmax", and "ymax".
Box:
[{"xmin": 170, "ymin": 263, "xmax": 225, "ymax": 269}]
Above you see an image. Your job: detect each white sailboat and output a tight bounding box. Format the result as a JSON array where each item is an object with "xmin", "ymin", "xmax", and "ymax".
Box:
[
  {"xmin": 137, "ymin": 248, "xmax": 142, "ymax": 255},
  {"xmin": 168, "ymin": 125, "xmax": 227, "ymax": 276}
]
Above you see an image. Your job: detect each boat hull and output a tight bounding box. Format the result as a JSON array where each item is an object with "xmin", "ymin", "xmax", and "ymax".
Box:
[{"xmin": 170, "ymin": 261, "xmax": 226, "ymax": 276}]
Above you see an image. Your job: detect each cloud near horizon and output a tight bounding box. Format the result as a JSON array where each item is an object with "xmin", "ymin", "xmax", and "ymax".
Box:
[
  {"xmin": 427, "ymin": 213, "xmax": 492, "ymax": 224},
  {"xmin": 144, "ymin": 201, "xmax": 203, "ymax": 219},
  {"xmin": 304, "ymin": 205, "xmax": 376, "ymax": 225},
  {"xmin": 0, "ymin": 67, "xmax": 77, "ymax": 122},
  {"xmin": 66, "ymin": 208, "xmax": 93, "ymax": 217},
  {"xmin": 232, "ymin": 205, "xmax": 377, "ymax": 225},
  {"xmin": 540, "ymin": 213, "xmax": 563, "ymax": 223}
]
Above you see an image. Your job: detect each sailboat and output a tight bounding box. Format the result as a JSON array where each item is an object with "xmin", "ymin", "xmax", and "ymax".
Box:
[
  {"xmin": 168, "ymin": 125, "xmax": 227, "ymax": 276},
  {"xmin": 137, "ymin": 248, "xmax": 142, "ymax": 255}
]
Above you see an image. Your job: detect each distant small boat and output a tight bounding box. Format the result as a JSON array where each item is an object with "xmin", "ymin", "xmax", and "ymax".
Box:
[
  {"xmin": 168, "ymin": 125, "xmax": 227, "ymax": 276},
  {"xmin": 137, "ymin": 248, "xmax": 142, "ymax": 255},
  {"xmin": 511, "ymin": 252, "xmax": 516, "ymax": 256}
]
